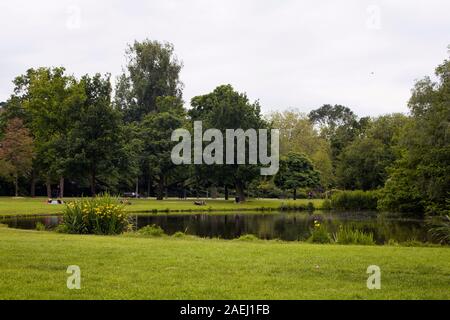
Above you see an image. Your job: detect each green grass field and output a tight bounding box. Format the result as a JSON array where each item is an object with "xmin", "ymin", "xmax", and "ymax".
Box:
[
  {"xmin": 0, "ymin": 197, "xmax": 324, "ymax": 216},
  {"xmin": 0, "ymin": 227, "xmax": 449, "ymax": 299}
]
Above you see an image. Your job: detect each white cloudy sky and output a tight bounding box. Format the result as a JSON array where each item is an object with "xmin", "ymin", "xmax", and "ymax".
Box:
[{"xmin": 0, "ymin": 0, "xmax": 449, "ymax": 117}]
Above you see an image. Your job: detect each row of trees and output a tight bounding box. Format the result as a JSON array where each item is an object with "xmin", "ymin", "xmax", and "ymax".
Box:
[{"xmin": 0, "ymin": 39, "xmax": 448, "ymax": 215}]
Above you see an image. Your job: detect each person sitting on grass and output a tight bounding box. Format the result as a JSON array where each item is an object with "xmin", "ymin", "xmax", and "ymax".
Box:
[{"xmin": 46, "ymin": 199, "xmax": 64, "ymax": 204}]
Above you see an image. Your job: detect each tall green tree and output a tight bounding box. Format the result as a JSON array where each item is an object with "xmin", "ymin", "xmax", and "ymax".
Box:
[
  {"xmin": 379, "ymin": 57, "xmax": 450, "ymax": 215},
  {"xmin": 67, "ymin": 74, "xmax": 132, "ymax": 196},
  {"xmin": 274, "ymin": 152, "xmax": 320, "ymax": 200},
  {"xmin": 10, "ymin": 67, "xmax": 85, "ymax": 197},
  {"xmin": 189, "ymin": 84, "xmax": 267, "ymax": 202},
  {"xmin": 270, "ymin": 110, "xmax": 333, "ymax": 187},
  {"xmin": 308, "ymin": 104, "xmax": 369, "ymax": 162},
  {"xmin": 336, "ymin": 114, "xmax": 409, "ymax": 190},
  {"xmin": 115, "ymin": 39, "xmax": 183, "ymax": 122},
  {"xmin": 140, "ymin": 105, "xmax": 187, "ymax": 200}
]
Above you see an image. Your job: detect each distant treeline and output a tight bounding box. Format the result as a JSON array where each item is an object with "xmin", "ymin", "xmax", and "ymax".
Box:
[{"xmin": 0, "ymin": 39, "xmax": 448, "ymax": 216}]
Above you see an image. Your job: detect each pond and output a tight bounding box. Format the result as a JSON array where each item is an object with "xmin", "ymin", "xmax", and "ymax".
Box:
[{"xmin": 0, "ymin": 211, "xmax": 432, "ymax": 244}]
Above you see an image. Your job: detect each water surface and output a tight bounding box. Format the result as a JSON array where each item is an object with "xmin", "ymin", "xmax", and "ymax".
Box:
[{"xmin": 0, "ymin": 211, "xmax": 431, "ymax": 244}]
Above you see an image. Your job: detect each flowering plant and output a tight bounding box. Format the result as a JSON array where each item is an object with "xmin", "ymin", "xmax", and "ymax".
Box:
[
  {"xmin": 309, "ymin": 219, "xmax": 331, "ymax": 243},
  {"xmin": 61, "ymin": 194, "xmax": 129, "ymax": 235}
]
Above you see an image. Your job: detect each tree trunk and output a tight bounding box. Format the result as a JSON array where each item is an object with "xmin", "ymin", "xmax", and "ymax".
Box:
[
  {"xmin": 46, "ymin": 177, "xmax": 52, "ymax": 198},
  {"xmin": 14, "ymin": 175, "xmax": 19, "ymax": 197},
  {"xmin": 156, "ymin": 176, "xmax": 164, "ymax": 200},
  {"xmin": 211, "ymin": 186, "xmax": 218, "ymax": 199},
  {"xmin": 224, "ymin": 185, "xmax": 229, "ymax": 200},
  {"xmin": 147, "ymin": 175, "xmax": 152, "ymax": 198},
  {"xmin": 59, "ymin": 177, "xmax": 64, "ymax": 198},
  {"xmin": 30, "ymin": 170, "xmax": 36, "ymax": 197},
  {"xmin": 135, "ymin": 177, "xmax": 139, "ymax": 198},
  {"xmin": 293, "ymin": 188, "xmax": 297, "ymax": 200},
  {"xmin": 90, "ymin": 171, "xmax": 96, "ymax": 197},
  {"xmin": 235, "ymin": 180, "xmax": 246, "ymax": 202}
]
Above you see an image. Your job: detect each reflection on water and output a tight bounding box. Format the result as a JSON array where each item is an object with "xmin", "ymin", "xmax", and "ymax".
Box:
[
  {"xmin": 1, "ymin": 215, "xmax": 63, "ymax": 230},
  {"xmin": 134, "ymin": 212, "xmax": 430, "ymax": 244},
  {"xmin": 0, "ymin": 211, "xmax": 431, "ymax": 244}
]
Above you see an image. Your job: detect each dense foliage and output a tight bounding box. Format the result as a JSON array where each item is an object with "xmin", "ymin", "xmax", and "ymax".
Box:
[
  {"xmin": 331, "ymin": 190, "xmax": 379, "ymax": 211},
  {"xmin": 274, "ymin": 152, "xmax": 320, "ymax": 200},
  {"xmin": 378, "ymin": 59, "xmax": 450, "ymax": 215}
]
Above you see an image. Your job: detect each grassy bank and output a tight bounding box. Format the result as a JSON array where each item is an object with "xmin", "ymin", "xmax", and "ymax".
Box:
[
  {"xmin": 0, "ymin": 197, "xmax": 324, "ymax": 216},
  {"xmin": 0, "ymin": 227, "xmax": 449, "ymax": 299}
]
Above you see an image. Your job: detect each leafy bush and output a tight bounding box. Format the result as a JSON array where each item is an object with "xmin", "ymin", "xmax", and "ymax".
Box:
[
  {"xmin": 334, "ymin": 226, "xmax": 375, "ymax": 245},
  {"xmin": 377, "ymin": 167, "xmax": 424, "ymax": 214},
  {"xmin": 331, "ymin": 190, "xmax": 379, "ymax": 210},
  {"xmin": 251, "ymin": 180, "xmax": 283, "ymax": 198},
  {"xmin": 172, "ymin": 231, "xmax": 186, "ymax": 238},
  {"xmin": 427, "ymin": 215, "xmax": 450, "ymax": 244},
  {"xmin": 35, "ymin": 222, "xmax": 46, "ymax": 231},
  {"xmin": 138, "ymin": 224, "xmax": 165, "ymax": 237},
  {"xmin": 308, "ymin": 220, "xmax": 331, "ymax": 243},
  {"xmin": 61, "ymin": 194, "xmax": 129, "ymax": 235},
  {"xmin": 54, "ymin": 224, "xmax": 68, "ymax": 233},
  {"xmin": 235, "ymin": 234, "xmax": 259, "ymax": 241},
  {"xmin": 321, "ymin": 199, "xmax": 332, "ymax": 210},
  {"xmin": 280, "ymin": 189, "xmax": 308, "ymax": 199}
]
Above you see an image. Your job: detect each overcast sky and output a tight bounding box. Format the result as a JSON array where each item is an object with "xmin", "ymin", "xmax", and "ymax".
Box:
[{"xmin": 0, "ymin": 0, "xmax": 448, "ymax": 117}]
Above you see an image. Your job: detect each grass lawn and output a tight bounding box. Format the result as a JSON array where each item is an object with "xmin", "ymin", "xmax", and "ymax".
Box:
[
  {"xmin": 0, "ymin": 227, "xmax": 449, "ymax": 299},
  {"xmin": 0, "ymin": 197, "xmax": 324, "ymax": 216}
]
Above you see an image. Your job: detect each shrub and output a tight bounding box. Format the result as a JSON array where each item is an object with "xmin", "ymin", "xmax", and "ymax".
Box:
[
  {"xmin": 172, "ymin": 231, "xmax": 186, "ymax": 238},
  {"xmin": 54, "ymin": 224, "xmax": 68, "ymax": 233},
  {"xmin": 290, "ymin": 189, "xmax": 307, "ymax": 199},
  {"xmin": 331, "ymin": 190, "xmax": 379, "ymax": 210},
  {"xmin": 308, "ymin": 220, "xmax": 331, "ymax": 243},
  {"xmin": 321, "ymin": 199, "xmax": 332, "ymax": 210},
  {"xmin": 35, "ymin": 222, "xmax": 46, "ymax": 231},
  {"xmin": 377, "ymin": 168, "xmax": 424, "ymax": 214},
  {"xmin": 427, "ymin": 215, "xmax": 450, "ymax": 244},
  {"xmin": 61, "ymin": 194, "xmax": 129, "ymax": 235},
  {"xmin": 138, "ymin": 224, "xmax": 165, "ymax": 237},
  {"xmin": 252, "ymin": 180, "xmax": 283, "ymax": 198},
  {"xmin": 334, "ymin": 226, "xmax": 375, "ymax": 245},
  {"xmin": 235, "ymin": 234, "xmax": 259, "ymax": 241}
]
